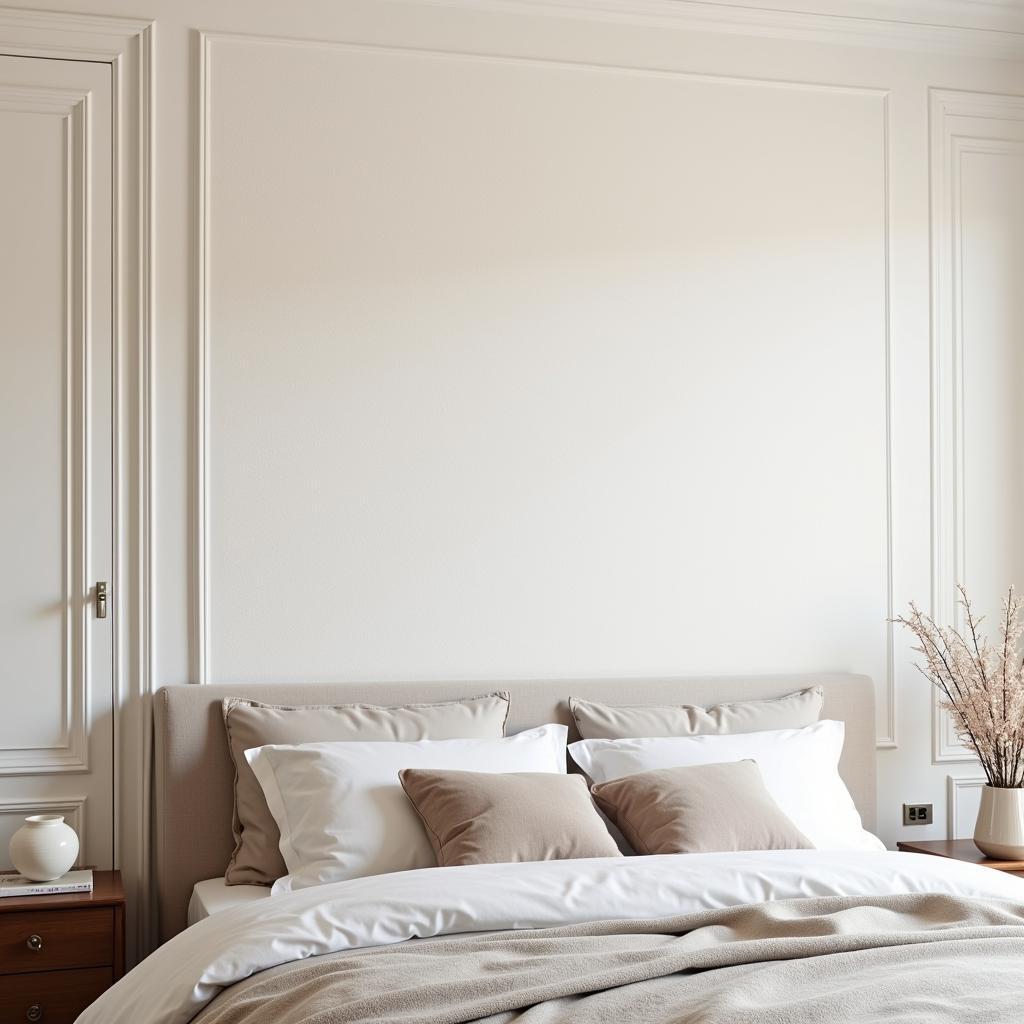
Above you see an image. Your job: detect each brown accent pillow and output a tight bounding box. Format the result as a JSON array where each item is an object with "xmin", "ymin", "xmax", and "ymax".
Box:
[
  {"xmin": 399, "ymin": 769, "xmax": 622, "ymax": 867},
  {"xmin": 569, "ymin": 687, "xmax": 823, "ymax": 740},
  {"xmin": 591, "ymin": 760, "xmax": 813, "ymax": 855},
  {"xmin": 222, "ymin": 692, "xmax": 511, "ymax": 885}
]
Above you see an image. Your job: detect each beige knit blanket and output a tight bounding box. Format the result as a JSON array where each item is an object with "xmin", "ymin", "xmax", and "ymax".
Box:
[{"xmin": 195, "ymin": 892, "xmax": 1024, "ymax": 1023}]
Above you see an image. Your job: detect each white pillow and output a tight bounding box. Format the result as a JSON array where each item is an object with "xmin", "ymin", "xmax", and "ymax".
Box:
[
  {"xmin": 246, "ymin": 724, "xmax": 568, "ymax": 892},
  {"xmin": 568, "ymin": 720, "xmax": 883, "ymax": 852}
]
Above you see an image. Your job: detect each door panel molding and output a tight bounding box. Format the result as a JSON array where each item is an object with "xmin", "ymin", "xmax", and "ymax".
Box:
[
  {"xmin": 0, "ymin": 84, "xmax": 89, "ymax": 774},
  {"xmin": 0, "ymin": 8, "xmax": 154, "ymax": 961}
]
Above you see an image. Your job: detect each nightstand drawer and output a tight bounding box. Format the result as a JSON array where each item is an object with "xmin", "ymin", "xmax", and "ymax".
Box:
[
  {"xmin": 0, "ymin": 966, "xmax": 112, "ymax": 1023},
  {"xmin": 0, "ymin": 908, "xmax": 113, "ymax": 974}
]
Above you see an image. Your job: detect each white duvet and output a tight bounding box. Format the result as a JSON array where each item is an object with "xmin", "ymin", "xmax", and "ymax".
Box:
[{"xmin": 81, "ymin": 850, "xmax": 1024, "ymax": 1024}]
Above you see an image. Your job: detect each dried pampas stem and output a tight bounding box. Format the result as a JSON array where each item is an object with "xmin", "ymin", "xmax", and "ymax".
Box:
[{"xmin": 893, "ymin": 585, "xmax": 1024, "ymax": 789}]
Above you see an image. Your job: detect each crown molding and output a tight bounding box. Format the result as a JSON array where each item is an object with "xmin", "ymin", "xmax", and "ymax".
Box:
[
  {"xmin": 0, "ymin": 7, "xmax": 152, "ymax": 59},
  {"xmin": 410, "ymin": 0, "xmax": 1024, "ymax": 60}
]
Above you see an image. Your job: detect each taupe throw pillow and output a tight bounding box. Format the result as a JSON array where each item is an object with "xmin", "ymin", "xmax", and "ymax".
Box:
[
  {"xmin": 591, "ymin": 760, "xmax": 813, "ymax": 855},
  {"xmin": 223, "ymin": 692, "xmax": 511, "ymax": 885},
  {"xmin": 569, "ymin": 687, "xmax": 823, "ymax": 740},
  {"xmin": 399, "ymin": 769, "xmax": 622, "ymax": 867}
]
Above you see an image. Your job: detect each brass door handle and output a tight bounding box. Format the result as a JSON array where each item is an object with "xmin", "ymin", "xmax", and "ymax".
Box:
[
  {"xmin": 26, "ymin": 933, "xmax": 43, "ymax": 952},
  {"xmin": 95, "ymin": 581, "xmax": 107, "ymax": 619}
]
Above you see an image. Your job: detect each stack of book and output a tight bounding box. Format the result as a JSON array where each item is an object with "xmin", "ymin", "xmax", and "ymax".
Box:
[{"xmin": 0, "ymin": 869, "xmax": 93, "ymax": 898}]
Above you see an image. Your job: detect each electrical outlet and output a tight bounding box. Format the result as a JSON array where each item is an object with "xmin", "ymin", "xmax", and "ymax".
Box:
[{"xmin": 903, "ymin": 803, "xmax": 933, "ymax": 826}]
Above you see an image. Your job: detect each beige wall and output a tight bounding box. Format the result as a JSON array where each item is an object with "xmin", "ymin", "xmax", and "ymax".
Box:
[{"xmin": 3, "ymin": 0, "xmax": 1023, "ymax": 955}]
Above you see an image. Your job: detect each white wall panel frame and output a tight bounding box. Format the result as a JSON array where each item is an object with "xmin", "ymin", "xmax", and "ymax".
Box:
[
  {"xmin": 946, "ymin": 773, "xmax": 987, "ymax": 838},
  {"xmin": 929, "ymin": 87, "xmax": 1024, "ymax": 763},
  {"xmin": 0, "ymin": 796, "xmax": 86, "ymax": 866},
  {"xmin": 195, "ymin": 29, "xmax": 897, "ymax": 747},
  {"xmin": 0, "ymin": 84, "xmax": 89, "ymax": 774},
  {"xmin": 0, "ymin": 4, "xmax": 154, "ymax": 961}
]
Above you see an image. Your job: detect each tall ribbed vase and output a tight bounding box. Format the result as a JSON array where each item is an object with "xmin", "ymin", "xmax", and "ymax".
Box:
[{"xmin": 974, "ymin": 786, "xmax": 1024, "ymax": 860}]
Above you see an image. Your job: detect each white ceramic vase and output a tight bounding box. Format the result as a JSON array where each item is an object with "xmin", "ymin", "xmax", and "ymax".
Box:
[
  {"xmin": 9, "ymin": 814, "xmax": 79, "ymax": 881},
  {"xmin": 974, "ymin": 786, "xmax": 1024, "ymax": 860}
]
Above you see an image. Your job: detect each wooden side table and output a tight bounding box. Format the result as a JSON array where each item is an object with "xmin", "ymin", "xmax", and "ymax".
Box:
[
  {"xmin": 896, "ymin": 838, "xmax": 1024, "ymax": 878},
  {"xmin": 0, "ymin": 869, "xmax": 125, "ymax": 1023}
]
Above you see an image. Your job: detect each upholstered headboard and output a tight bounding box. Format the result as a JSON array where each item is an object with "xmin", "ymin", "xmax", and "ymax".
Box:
[{"xmin": 153, "ymin": 673, "xmax": 876, "ymax": 942}]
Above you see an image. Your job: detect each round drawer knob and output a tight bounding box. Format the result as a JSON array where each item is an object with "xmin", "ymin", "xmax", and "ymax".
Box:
[
  {"xmin": 26, "ymin": 934, "xmax": 43, "ymax": 952},
  {"xmin": 26, "ymin": 1005, "xmax": 43, "ymax": 1023}
]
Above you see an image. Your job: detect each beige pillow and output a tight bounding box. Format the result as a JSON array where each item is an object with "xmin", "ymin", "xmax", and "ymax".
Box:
[
  {"xmin": 591, "ymin": 760, "xmax": 812, "ymax": 855},
  {"xmin": 222, "ymin": 692, "xmax": 510, "ymax": 885},
  {"xmin": 399, "ymin": 769, "xmax": 622, "ymax": 867},
  {"xmin": 569, "ymin": 686, "xmax": 823, "ymax": 740}
]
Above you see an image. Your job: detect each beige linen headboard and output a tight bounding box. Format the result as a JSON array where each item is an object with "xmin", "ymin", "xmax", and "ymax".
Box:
[{"xmin": 153, "ymin": 673, "xmax": 876, "ymax": 942}]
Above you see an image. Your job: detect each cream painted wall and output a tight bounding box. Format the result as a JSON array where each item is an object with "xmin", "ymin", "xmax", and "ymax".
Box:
[
  {"xmin": 4, "ymin": 0, "xmax": 1024, "ymax": 954},
  {"xmin": 205, "ymin": 37, "xmax": 889, "ymax": 697}
]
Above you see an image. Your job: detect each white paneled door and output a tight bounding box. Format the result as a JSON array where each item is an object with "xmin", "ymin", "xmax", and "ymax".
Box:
[{"xmin": 0, "ymin": 55, "xmax": 113, "ymax": 869}]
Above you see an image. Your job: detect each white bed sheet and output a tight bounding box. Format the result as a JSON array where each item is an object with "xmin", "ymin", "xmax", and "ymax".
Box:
[
  {"xmin": 84, "ymin": 850, "xmax": 1024, "ymax": 1024},
  {"xmin": 187, "ymin": 877, "xmax": 272, "ymax": 927}
]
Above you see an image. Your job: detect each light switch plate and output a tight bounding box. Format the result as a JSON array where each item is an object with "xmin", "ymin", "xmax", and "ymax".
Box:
[{"xmin": 903, "ymin": 803, "xmax": 933, "ymax": 826}]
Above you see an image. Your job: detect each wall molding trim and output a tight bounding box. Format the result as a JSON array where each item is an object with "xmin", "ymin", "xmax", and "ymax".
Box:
[
  {"xmin": 195, "ymin": 31, "xmax": 212, "ymax": 691},
  {"xmin": 195, "ymin": 28, "xmax": 897, "ymax": 747},
  {"xmin": 408, "ymin": 0, "xmax": 1024, "ymax": 60},
  {"xmin": 0, "ymin": 796, "xmax": 87, "ymax": 865},
  {"xmin": 0, "ymin": 83, "xmax": 90, "ymax": 775},
  {"xmin": 880, "ymin": 88, "xmax": 896, "ymax": 749},
  {"xmin": 0, "ymin": 4, "xmax": 155, "ymax": 962},
  {"xmin": 946, "ymin": 773, "xmax": 986, "ymax": 839},
  {"xmin": 0, "ymin": 8, "xmax": 152, "ymax": 58},
  {"xmin": 929, "ymin": 87, "xmax": 1024, "ymax": 764}
]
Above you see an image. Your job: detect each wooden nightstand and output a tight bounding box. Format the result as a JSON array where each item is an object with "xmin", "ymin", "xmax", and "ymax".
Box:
[
  {"xmin": 0, "ymin": 869, "xmax": 125, "ymax": 1024},
  {"xmin": 897, "ymin": 838, "xmax": 1024, "ymax": 878}
]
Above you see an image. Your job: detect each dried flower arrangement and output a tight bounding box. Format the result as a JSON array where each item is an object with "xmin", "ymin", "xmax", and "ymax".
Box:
[{"xmin": 894, "ymin": 585, "xmax": 1024, "ymax": 789}]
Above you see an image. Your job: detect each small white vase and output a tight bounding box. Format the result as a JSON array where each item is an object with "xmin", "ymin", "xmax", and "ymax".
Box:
[
  {"xmin": 9, "ymin": 814, "xmax": 80, "ymax": 881},
  {"xmin": 974, "ymin": 786, "xmax": 1024, "ymax": 860}
]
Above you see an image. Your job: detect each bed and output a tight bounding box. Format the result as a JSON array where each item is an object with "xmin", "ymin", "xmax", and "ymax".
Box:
[
  {"xmin": 81, "ymin": 674, "xmax": 1024, "ymax": 1024},
  {"xmin": 186, "ymin": 876, "xmax": 269, "ymax": 925}
]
